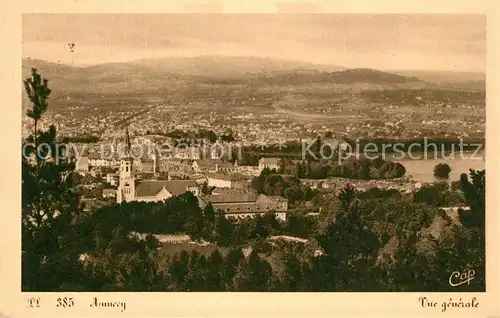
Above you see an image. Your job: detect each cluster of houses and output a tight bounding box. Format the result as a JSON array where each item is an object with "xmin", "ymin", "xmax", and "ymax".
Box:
[
  {"xmin": 74, "ymin": 130, "xmax": 431, "ymax": 222},
  {"xmin": 76, "ymin": 152, "xmax": 158, "ymax": 175},
  {"xmin": 75, "ymin": 131, "xmax": 289, "ymax": 221},
  {"xmin": 111, "ymin": 153, "xmax": 288, "ymax": 221},
  {"xmin": 76, "ymin": 154, "xmax": 278, "ymax": 177}
]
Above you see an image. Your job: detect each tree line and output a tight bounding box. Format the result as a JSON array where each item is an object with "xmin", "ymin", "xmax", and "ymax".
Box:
[
  {"xmin": 60, "ymin": 134, "xmax": 100, "ymax": 143},
  {"xmin": 280, "ymin": 157, "xmax": 406, "ymax": 180}
]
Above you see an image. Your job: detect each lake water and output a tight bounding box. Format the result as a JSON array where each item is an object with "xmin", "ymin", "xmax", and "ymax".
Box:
[{"xmin": 393, "ymin": 154, "xmax": 485, "ymax": 183}]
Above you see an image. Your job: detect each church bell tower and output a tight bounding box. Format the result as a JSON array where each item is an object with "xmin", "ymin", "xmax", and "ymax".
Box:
[{"xmin": 117, "ymin": 127, "xmax": 136, "ymax": 203}]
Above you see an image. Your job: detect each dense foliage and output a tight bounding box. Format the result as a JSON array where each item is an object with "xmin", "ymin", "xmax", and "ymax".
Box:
[
  {"xmin": 251, "ymin": 168, "xmax": 317, "ymax": 203},
  {"xmin": 236, "ymin": 137, "xmax": 484, "ymax": 160},
  {"xmin": 433, "ymin": 163, "xmax": 452, "ymax": 178},
  {"xmin": 61, "ymin": 135, "xmax": 100, "ymax": 143},
  {"xmin": 274, "ymin": 156, "xmax": 405, "ymax": 180}
]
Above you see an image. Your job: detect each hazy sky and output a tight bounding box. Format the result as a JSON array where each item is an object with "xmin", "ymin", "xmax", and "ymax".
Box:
[{"xmin": 23, "ymin": 14, "xmax": 486, "ymax": 72}]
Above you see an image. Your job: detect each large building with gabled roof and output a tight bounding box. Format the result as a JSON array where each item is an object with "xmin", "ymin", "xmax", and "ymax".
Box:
[{"xmin": 201, "ymin": 191, "xmax": 288, "ymax": 221}]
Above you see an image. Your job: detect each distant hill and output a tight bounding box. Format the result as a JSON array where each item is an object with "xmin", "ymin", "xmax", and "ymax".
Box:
[
  {"xmin": 22, "ymin": 58, "xmax": 76, "ymax": 76},
  {"xmin": 22, "ymin": 56, "xmax": 344, "ymax": 95},
  {"xmin": 22, "ymin": 58, "xmax": 193, "ymax": 96},
  {"xmin": 128, "ymin": 55, "xmax": 345, "ymax": 77},
  {"xmin": 391, "ymin": 70, "xmax": 485, "ymax": 91},
  {"xmin": 209, "ymin": 68, "xmax": 428, "ymax": 87},
  {"xmin": 23, "ymin": 58, "xmax": 85, "ymax": 96},
  {"xmin": 22, "ymin": 57, "xmax": 478, "ymax": 96},
  {"xmin": 331, "ymin": 68, "xmax": 421, "ymax": 84}
]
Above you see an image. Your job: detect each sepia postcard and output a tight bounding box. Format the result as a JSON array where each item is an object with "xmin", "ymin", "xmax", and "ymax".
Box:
[{"xmin": 0, "ymin": 0, "xmax": 499, "ymax": 317}]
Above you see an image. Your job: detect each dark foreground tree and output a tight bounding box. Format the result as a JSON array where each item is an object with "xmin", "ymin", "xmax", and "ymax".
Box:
[
  {"xmin": 457, "ymin": 169, "xmax": 485, "ymax": 290},
  {"xmin": 233, "ymin": 250, "xmax": 275, "ymax": 291},
  {"xmin": 458, "ymin": 169, "xmax": 485, "ymax": 228},
  {"xmin": 387, "ymin": 169, "xmax": 485, "ymax": 292},
  {"xmin": 22, "ymin": 68, "xmax": 86, "ymax": 290},
  {"xmin": 310, "ymin": 188, "xmax": 381, "ymax": 291},
  {"xmin": 433, "ymin": 163, "xmax": 452, "ymax": 178}
]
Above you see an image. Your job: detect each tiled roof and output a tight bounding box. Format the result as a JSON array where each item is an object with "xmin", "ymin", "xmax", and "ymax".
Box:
[
  {"xmin": 259, "ymin": 157, "xmax": 280, "ymax": 165},
  {"xmin": 212, "ymin": 200, "xmax": 287, "ymax": 214},
  {"xmin": 164, "ymin": 180, "xmax": 198, "ymax": 196},
  {"xmin": 204, "ymin": 192, "xmax": 288, "ymax": 215},
  {"xmin": 140, "ymin": 155, "xmax": 155, "ymax": 162},
  {"xmin": 135, "ymin": 180, "xmax": 198, "ymax": 197},
  {"xmin": 205, "ymin": 192, "xmax": 257, "ymax": 203},
  {"xmin": 207, "ymin": 173, "xmax": 249, "ymax": 181},
  {"xmin": 194, "ymin": 159, "xmax": 223, "ymax": 167},
  {"xmin": 217, "ymin": 163, "xmax": 236, "ymax": 169},
  {"xmin": 268, "ymin": 195, "xmax": 289, "ymax": 203},
  {"xmin": 211, "ymin": 188, "xmax": 256, "ymax": 195},
  {"xmin": 135, "ymin": 181, "xmax": 166, "ymax": 197},
  {"xmin": 255, "ymin": 194, "xmax": 274, "ymax": 204}
]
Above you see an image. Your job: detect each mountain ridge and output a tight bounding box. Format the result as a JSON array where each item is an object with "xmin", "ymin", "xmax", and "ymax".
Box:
[{"xmin": 22, "ymin": 57, "xmax": 484, "ymax": 95}]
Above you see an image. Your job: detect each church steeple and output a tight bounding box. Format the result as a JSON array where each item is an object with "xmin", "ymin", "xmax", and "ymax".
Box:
[
  {"xmin": 117, "ymin": 126, "xmax": 135, "ymax": 203},
  {"xmin": 123, "ymin": 126, "xmax": 132, "ymax": 158}
]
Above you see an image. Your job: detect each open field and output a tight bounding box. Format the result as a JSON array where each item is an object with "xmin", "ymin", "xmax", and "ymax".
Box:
[{"xmin": 157, "ymin": 242, "xmax": 230, "ymax": 258}]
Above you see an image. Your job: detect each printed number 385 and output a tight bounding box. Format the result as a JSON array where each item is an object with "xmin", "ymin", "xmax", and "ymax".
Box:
[{"xmin": 56, "ymin": 297, "xmax": 74, "ymax": 308}]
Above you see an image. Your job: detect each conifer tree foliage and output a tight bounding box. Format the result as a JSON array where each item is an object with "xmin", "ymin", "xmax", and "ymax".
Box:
[
  {"xmin": 281, "ymin": 251, "xmax": 308, "ymax": 292},
  {"xmin": 458, "ymin": 169, "xmax": 485, "ymax": 229},
  {"xmin": 233, "ymin": 250, "xmax": 274, "ymax": 291},
  {"xmin": 22, "ymin": 68, "xmax": 86, "ymax": 290},
  {"xmin": 310, "ymin": 185, "xmax": 381, "ymax": 291},
  {"xmin": 456, "ymin": 169, "xmax": 485, "ymax": 290}
]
